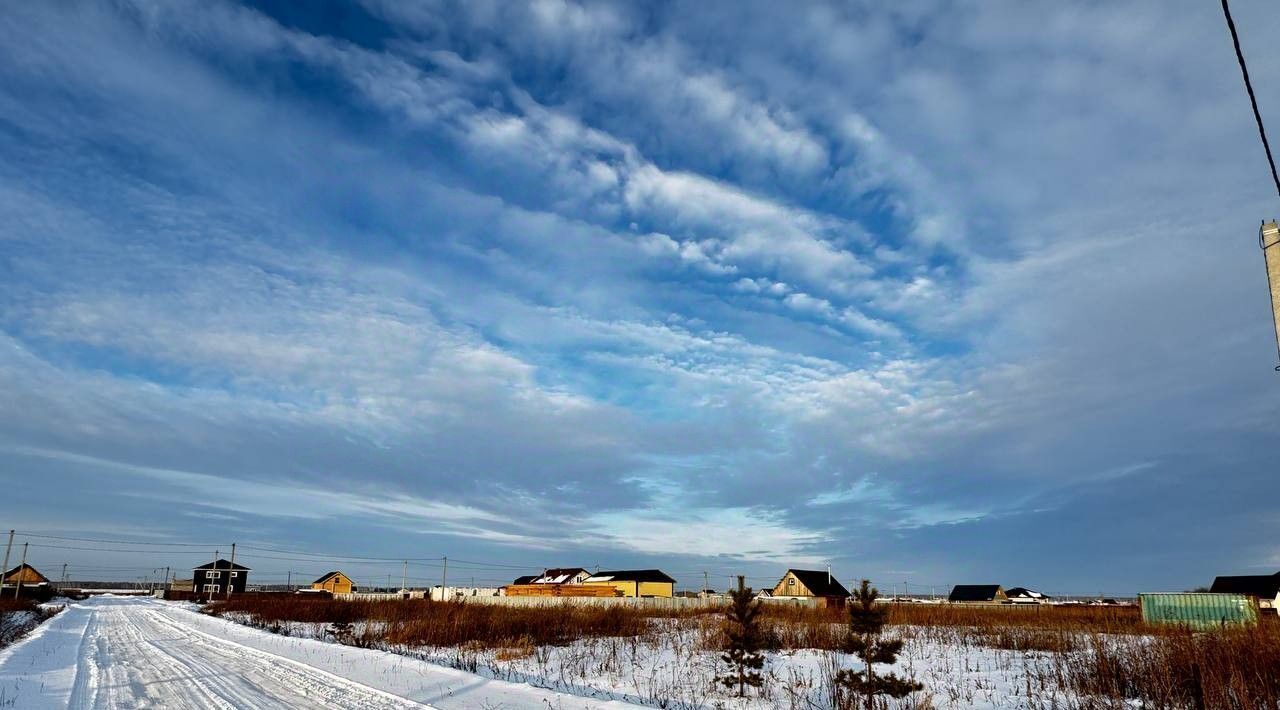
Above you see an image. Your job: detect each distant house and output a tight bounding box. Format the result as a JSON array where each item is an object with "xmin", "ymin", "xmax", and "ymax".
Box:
[
  {"xmin": 1, "ymin": 563, "xmax": 51, "ymax": 597},
  {"xmin": 582, "ymin": 569, "xmax": 676, "ymax": 598},
  {"xmin": 1005, "ymin": 587, "xmax": 1050, "ymax": 604},
  {"xmin": 1210, "ymin": 572, "xmax": 1280, "ymax": 609},
  {"xmin": 948, "ymin": 585, "xmax": 1007, "ymax": 603},
  {"xmin": 193, "ymin": 559, "xmax": 250, "ymax": 596},
  {"xmin": 771, "ymin": 569, "xmax": 851, "ymax": 607},
  {"xmin": 530, "ymin": 568, "xmax": 591, "ymax": 585},
  {"xmin": 311, "ymin": 571, "xmax": 357, "ymax": 594}
]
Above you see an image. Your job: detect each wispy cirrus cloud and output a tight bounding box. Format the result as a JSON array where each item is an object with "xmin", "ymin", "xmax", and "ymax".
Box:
[{"xmin": 1, "ymin": 0, "xmax": 1279, "ymax": 593}]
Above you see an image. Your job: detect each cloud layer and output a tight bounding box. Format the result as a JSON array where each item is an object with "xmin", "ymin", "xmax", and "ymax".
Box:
[{"xmin": 1, "ymin": 0, "xmax": 1279, "ymax": 593}]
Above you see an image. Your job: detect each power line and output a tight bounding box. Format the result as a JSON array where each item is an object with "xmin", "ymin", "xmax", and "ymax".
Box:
[
  {"xmin": 1221, "ymin": 0, "xmax": 1280, "ymax": 197},
  {"xmin": 16, "ymin": 532, "xmax": 225, "ymax": 547}
]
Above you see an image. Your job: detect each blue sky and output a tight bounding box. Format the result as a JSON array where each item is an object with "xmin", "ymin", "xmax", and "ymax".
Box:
[{"xmin": 2, "ymin": 0, "xmax": 1280, "ymax": 595}]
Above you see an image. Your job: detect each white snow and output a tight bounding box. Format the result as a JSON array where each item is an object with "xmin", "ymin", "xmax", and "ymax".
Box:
[{"xmin": 0, "ymin": 596, "xmax": 645, "ymax": 709}]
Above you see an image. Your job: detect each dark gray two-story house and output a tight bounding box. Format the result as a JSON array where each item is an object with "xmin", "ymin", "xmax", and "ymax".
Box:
[{"xmin": 193, "ymin": 559, "xmax": 250, "ymax": 596}]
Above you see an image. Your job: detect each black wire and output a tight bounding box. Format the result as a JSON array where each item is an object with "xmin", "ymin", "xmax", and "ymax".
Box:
[{"xmin": 1222, "ymin": 0, "xmax": 1280, "ymax": 198}]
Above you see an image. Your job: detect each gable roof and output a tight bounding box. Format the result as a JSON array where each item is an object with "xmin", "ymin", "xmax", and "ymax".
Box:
[
  {"xmin": 949, "ymin": 584, "xmax": 1005, "ymax": 602},
  {"xmin": 585, "ymin": 569, "xmax": 676, "ymax": 584},
  {"xmin": 1210, "ymin": 572, "xmax": 1280, "ymax": 598},
  {"xmin": 1006, "ymin": 587, "xmax": 1049, "ymax": 599},
  {"xmin": 1, "ymin": 563, "xmax": 50, "ymax": 585},
  {"xmin": 782, "ymin": 569, "xmax": 851, "ymax": 597},
  {"xmin": 193, "ymin": 558, "xmax": 250, "ymax": 571},
  {"xmin": 532, "ymin": 568, "xmax": 588, "ymax": 584},
  {"xmin": 512, "ymin": 575, "xmax": 538, "ymax": 585},
  {"xmin": 312, "ymin": 571, "xmax": 350, "ymax": 585}
]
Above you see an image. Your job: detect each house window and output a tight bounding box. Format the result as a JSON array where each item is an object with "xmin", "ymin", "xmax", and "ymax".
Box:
[
  {"xmin": 788, "ymin": 578, "xmax": 795, "ymax": 586},
  {"xmin": 230, "ymin": 572, "xmax": 238, "ymax": 578},
  {"xmin": 208, "ymin": 570, "xmax": 221, "ymax": 578}
]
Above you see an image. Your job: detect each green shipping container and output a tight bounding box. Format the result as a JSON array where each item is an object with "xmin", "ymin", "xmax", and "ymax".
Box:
[{"xmin": 1139, "ymin": 593, "xmax": 1258, "ymax": 629}]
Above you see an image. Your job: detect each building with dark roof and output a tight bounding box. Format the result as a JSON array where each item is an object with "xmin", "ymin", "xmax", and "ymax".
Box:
[
  {"xmin": 582, "ymin": 569, "xmax": 676, "ymax": 598},
  {"xmin": 193, "ymin": 558, "xmax": 250, "ymax": 597},
  {"xmin": 948, "ymin": 584, "xmax": 1007, "ymax": 603},
  {"xmin": 1210, "ymin": 572, "xmax": 1280, "ymax": 609},
  {"xmin": 1005, "ymin": 587, "xmax": 1050, "ymax": 604},
  {"xmin": 771, "ymin": 569, "xmax": 851, "ymax": 606},
  {"xmin": 530, "ymin": 568, "xmax": 590, "ymax": 585}
]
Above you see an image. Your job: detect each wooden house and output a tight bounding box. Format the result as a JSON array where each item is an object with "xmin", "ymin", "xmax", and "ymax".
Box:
[
  {"xmin": 771, "ymin": 569, "xmax": 851, "ymax": 606},
  {"xmin": 948, "ymin": 584, "xmax": 1007, "ymax": 603},
  {"xmin": 311, "ymin": 571, "xmax": 357, "ymax": 594},
  {"xmin": 582, "ymin": 569, "xmax": 676, "ymax": 598},
  {"xmin": 193, "ymin": 559, "xmax": 250, "ymax": 596},
  {"xmin": 1, "ymin": 563, "xmax": 51, "ymax": 596}
]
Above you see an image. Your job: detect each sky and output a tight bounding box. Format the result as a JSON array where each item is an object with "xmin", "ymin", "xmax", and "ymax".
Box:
[{"xmin": 2, "ymin": 0, "xmax": 1280, "ymax": 596}]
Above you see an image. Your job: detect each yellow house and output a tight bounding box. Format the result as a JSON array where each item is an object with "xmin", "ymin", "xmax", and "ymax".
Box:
[
  {"xmin": 311, "ymin": 571, "xmax": 357, "ymax": 594},
  {"xmin": 582, "ymin": 569, "xmax": 676, "ymax": 598}
]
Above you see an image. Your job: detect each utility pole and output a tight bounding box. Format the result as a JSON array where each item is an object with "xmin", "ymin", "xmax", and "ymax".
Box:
[
  {"xmin": 0, "ymin": 530, "xmax": 12, "ymax": 594},
  {"xmin": 226, "ymin": 543, "xmax": 236, "ymax": 599},
  {"xmin": 287, "ymin": 570, "xmax": 292, "ymax": 592},
  {"xmin": 163, "ymin": 566, "xmax": 169, "ymax": 594},
  {"xmin": 60, "ymin": 563, "xmax": 68, "ymax": 593},
  {"xmin": 402, "ymin": 561, "xmax": 407, "ymax": 593},
  {"xmin": 441, "ymin": 557, "xmax": 448, "ymax": 601},
  {"xmin": 14, "ymin": 543, "xmax": 28, "ymax": 598},
  {"xmin": 703, "ymin": 571, "xmax": 709, "ymax": 596}
]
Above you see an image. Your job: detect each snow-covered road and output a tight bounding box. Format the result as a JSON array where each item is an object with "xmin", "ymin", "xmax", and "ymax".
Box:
[{"xmin": 0, "ymin": 596, "xmax": 642, "ymax": 709}]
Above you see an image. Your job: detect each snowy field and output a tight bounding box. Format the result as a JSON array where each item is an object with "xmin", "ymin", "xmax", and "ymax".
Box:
[
  {"xmin": 0, "ymin": 596, "xmax": 1166, "ymax": 709},
  {"xmin": 0, "ymin": 596, "xmax": 643, "ymax": 709},
  {"xmin": 204, "ymin": 614, "xmax": 1083, "ymax": 709}
]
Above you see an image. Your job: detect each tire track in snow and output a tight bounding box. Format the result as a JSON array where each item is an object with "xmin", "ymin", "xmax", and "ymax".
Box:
[{"xmin": 136, "ymin": 605, "xmax": 426, "ymax": 708}]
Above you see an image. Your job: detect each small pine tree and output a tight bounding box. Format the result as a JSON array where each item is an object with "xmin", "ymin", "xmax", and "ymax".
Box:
[
  {"xmin": 835, "ymin": 579, "xmax": 922, "ymax": 710},
  {"xmin": 718, "ymin": 585, "xmax": 765, "ymax": 697}
]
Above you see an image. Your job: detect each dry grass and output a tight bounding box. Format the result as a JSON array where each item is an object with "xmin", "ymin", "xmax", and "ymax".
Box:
[
  {"xmin": 1045, "ymin": 618, "xmax": 1280, "ymax": 709},
  {"xmin": 204, "ymin": 595, "xmax": 652, "ymax": 648}
]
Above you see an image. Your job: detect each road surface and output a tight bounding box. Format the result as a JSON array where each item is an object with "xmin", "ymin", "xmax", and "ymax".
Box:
[{"xmin": 0, "ymin": 595, "xmax": 640, "ymax": 709}]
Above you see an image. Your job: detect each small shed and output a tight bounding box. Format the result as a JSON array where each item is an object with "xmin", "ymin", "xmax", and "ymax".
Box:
[
  {"xmin": 948, "ymin": 585, "xmax": 1007, "ymax": 603},
  {"xmin": 311, "ymin": 571, "xmax": 357, "ymax": 594},
  {"xmin": 582, "ymin": 569, "xmax": 676, "ymax": 598},
  {"xmin": 193, "ymin": 559, "xmax": 250, "ymax": 596},
  {"xmin": 1209, "ymin": 572, "xmax": 1280, "ymax": 610}
]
